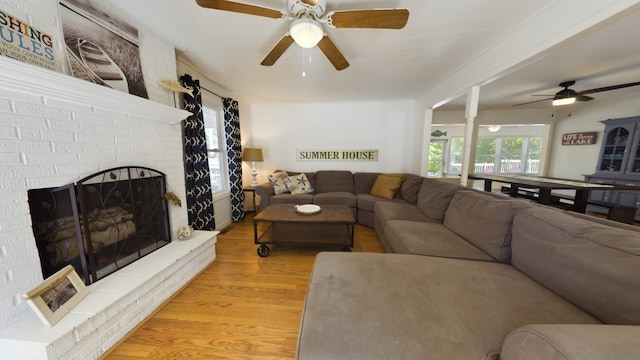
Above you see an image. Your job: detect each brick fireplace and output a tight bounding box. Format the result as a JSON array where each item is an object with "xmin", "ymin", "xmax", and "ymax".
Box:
[{"xmin": 0, "ymin": 57, "xmax": 217, "ymax": 359}]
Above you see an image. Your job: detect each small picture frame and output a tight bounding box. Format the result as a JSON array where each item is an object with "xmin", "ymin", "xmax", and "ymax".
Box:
[{"xmin": 22, "ymin": 265, "xmax": 89, "ymax": 327}]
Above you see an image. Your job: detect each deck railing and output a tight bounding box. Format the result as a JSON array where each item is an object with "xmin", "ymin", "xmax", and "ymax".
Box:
[{"xmin": 449, "ymin": 159, "xmax": 540, "ymax": 174}]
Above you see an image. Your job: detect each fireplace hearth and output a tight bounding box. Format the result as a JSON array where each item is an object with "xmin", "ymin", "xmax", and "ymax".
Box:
[{"xmin": 28, "ymin": 166, "xmax": 171, "ymax": 284}]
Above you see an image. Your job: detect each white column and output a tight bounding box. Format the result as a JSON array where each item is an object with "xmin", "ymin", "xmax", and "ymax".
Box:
[
  {"xmin": 540, "ymin": 122, "xmax": 556, "ymax": 175},
  {"xmin": 461, "ymin": 86, "xmax": 480, "ymax": 186}
]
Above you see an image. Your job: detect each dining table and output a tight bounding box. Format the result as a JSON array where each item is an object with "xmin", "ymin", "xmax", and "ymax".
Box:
[{"xmin": 468, "ymin": 173, "xmax": 616, "ymax": 213}]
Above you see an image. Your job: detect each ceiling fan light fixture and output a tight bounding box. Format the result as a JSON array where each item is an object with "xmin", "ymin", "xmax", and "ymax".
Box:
[
  {"xmin": 552, "ymin": 87, "xmax": 576, "ymax": 106},
  {"xmin": 552, "ymin": 97, "xmax": 576, "ymax": 106},
  {"xmin": 290, "ymin": 18, "xmax": 323, "ymax": 48}
]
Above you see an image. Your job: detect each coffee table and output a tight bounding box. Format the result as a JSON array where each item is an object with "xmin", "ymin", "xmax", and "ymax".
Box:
[{"xmin": 253, "ymin": 204, "xmax": 355, "ymax": 257}]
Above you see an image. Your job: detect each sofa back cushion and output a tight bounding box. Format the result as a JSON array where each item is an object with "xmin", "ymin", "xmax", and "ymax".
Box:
[
  {"xmin": 314, "ymin": 171, "xmax": 354, "ymax": 193},
  {"xmin": 511, "ymin": 206, "xmax": 640, "ymax": 325},
  {"xmin": 399, "ymin": 174, "xmax": 424, "ymax": 204},
  {"xmin": 354, "ymin": 172, "xmax": 380, "ymax": 194},
  {"xmin": 416, "ymin": 179, "xmax": 462, "ymax": 222},
  {"xmin": 443, "ymin": 190, "xmax": 517, "ymax": 263}
]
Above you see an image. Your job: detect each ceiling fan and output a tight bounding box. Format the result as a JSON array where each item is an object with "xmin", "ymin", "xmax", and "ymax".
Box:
[
  {"xmin": 195, "ymin": 0, "xmax": 410, "ymax": 71},
  {"xmin": 514, "ymin": 80, "xmax": 640, "ymax": 106}
]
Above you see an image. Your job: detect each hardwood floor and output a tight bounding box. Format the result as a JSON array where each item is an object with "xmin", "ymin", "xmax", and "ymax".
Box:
[{"xmin": 102, "ymin": 214, "xmax": 384, "ymax": 359}]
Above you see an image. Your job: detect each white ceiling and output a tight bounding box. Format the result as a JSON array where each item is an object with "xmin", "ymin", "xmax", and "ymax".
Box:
[{"xmin": 103, "ymin": 0, "xmax": 640, "ymax": 109}]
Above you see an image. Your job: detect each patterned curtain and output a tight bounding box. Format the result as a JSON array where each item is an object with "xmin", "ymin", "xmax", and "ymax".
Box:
[
  {"xmin": 223, "ymin": 98, "xmax": 245, "ymax": 221},
  {"xmin": 180, "ymin": 74, "xmax": 215, "ymax": 230}
]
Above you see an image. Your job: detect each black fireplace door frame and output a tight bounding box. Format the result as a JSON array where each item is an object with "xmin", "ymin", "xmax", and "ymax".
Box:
[{"xmin": 76, "ymin": 166, "xmax": 172, "ymax": 283}]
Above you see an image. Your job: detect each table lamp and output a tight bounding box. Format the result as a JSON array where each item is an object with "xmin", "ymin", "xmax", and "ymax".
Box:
[{"xmin": 242, "ymin": 148, "xmax": 263, "ymax": 186}]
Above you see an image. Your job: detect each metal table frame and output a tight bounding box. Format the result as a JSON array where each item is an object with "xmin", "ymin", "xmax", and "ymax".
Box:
[{"xmin": 253, "ymin": 204, "xmax": 355, "ymax": 257}]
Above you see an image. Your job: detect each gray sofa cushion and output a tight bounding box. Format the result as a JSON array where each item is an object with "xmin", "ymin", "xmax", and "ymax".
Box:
[
  {"xmin": 416, "ymin": 179, "xmax": 462, "ymax": 221},
  {"xmin": 444, "ymin": 190, "xmax": 516, "ymax": 263},
  {"xmin": 313, "ymin": 192, "xmax": 357, "ymax": 207},
  {"xmin": 353, "ymin": 172, "xmax": 379, "ymax": 194},
  {"xmin": 297, "ymin": 252, "xmax": 599, "ymax": 360},
  {"xmin": 384, "ymin": 220, "xmax": 495, "ymax": 261},
  {"xmin": 356, "ymin": 193, "xmax": 381, "ymax": 212},
  {"xmin": 399, "ymin": 174, "xmax": 424, "ymax": 204},
  {"xmin": 374, "ymin": 200, "xmax": 432, "ymax": 226},
  {"xmin": 501, "ymin": 324, "xmax": 640, "ymax": 360},
  {"xmin": 511, "ymin": 206, "xmax": 640, "ymax": 325},
  {"xmin": 314, "ymin": 170, "xmax": 353, "ymax": 193},
  {"xmin": 270, "ymin": 193, "xmax": 313, "ymax": 205}
]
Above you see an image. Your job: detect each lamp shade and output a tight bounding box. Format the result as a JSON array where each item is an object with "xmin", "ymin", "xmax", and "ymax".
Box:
[
  {"xmin": 242, "ymin": 148, "xmax": 263, "ymax": 162},
  {"xmin": 290, "ymin": 18, "xmax": 323, "ymax": 48}
]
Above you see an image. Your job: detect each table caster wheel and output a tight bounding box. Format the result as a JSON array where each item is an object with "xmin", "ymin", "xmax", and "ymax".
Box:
[
  {"xmin": 257, "ymin": 244, "xmax": 270, "ymax": 257},
  {"xmin": 340, "ymin": 247, "xmax": 352, "ymax": 252}
]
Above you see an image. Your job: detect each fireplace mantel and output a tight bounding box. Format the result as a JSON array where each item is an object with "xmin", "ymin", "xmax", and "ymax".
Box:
[
  {"xmin": 0, "ymin": 56, "xmax": 190, "ymax": 122},
  {"xmin": 0, "ymin": 56, "xmax": 203, "ymax": 359}
]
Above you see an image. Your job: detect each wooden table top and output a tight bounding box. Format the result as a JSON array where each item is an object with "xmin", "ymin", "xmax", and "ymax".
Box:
[
  {"xmin": 254, "ymin": 204, "xmax": 355, "ymax": 224},
  {"xmin": 469, "ymin": 173, "xmax": 615, "ymax": 190}
]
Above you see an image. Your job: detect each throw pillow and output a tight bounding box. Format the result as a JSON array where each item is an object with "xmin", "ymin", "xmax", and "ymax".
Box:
[
  {"xmin": 268, "ymin": 171, "xmax": 289, "ymax": 194},
  {"xmin": 370, "ymin": 174, "xmax": 405, "ymax": 199},
  {"xmin": 284, "ymin": 173, "xmax": 315, "ymax": 195}
]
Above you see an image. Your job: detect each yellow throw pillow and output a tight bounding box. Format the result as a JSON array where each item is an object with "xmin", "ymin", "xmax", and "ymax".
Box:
[{"xmin": 370, "ymin": 174, "xmax": 405, "ymax": 199}]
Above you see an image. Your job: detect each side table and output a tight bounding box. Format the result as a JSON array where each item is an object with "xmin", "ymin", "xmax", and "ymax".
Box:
[{"xmin": 243, "ymin": 187, "xmax": 259, "ymax": 213}]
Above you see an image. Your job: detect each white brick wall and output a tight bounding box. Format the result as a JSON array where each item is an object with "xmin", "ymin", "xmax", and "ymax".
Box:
[
  {"xmin": 0, "ymin": 231, "xmax": 217, "ymax": 360},
  {"xmin": 0, "ymin": 0, "xmax": 191, "ymax": 330}
]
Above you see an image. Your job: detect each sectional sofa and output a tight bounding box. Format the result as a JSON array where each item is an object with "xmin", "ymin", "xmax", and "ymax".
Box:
[{"xmin": 256, "ymin": 170, "xmax": 640, "ymax": 359}]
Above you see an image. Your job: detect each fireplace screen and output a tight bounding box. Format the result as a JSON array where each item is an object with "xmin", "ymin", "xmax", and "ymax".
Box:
[{"xmin": 28, "ymin": 166, "xmax": 171, "ymax": 284}]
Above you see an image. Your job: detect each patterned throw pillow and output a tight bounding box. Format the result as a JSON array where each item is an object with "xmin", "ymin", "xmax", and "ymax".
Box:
[
  {"xmin": 268, "ymin": 171, "xmax": 289, "ymax": 194},
  {"xmin": 284, "ymin": 173, "xmax": 315, "ymax": 195}
]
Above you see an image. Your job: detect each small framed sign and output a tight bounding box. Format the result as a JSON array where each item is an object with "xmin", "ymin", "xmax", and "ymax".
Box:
[
  {"xmin": 562, "ymin": 132, "xmax": 597, "ymax": 145},
  {"xmin": 23, "ymin": 265, "xmax": 88, "ymax": 327}
]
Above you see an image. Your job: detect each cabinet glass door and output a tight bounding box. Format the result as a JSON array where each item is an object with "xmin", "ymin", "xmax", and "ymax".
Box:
[{"xmin": 599, "ymin": 126, "xmax": 630, "ymax": 173}]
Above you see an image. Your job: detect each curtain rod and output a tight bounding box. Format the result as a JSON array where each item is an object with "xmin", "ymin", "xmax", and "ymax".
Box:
[{"xmin": 201, "ymin": 86, "xmax": 224, "ymax": 100}]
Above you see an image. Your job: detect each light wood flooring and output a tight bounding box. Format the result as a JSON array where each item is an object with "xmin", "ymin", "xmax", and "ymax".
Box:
[{"xmin": 102, "ymin": 214, "xmax": 384, "ymax": 359}]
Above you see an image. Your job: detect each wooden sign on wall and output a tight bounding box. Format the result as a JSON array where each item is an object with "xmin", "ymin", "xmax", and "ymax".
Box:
[
  {"xmin": 562, "ymin": 132, "xmax": 597, "ymax": 145},
  {"xmin": 297, "ymin": 149, "xmax": 378, "ymax": 161},
  {"xmin": 0, "ymin": 9, "xmax": 59, "ymax": 71}
]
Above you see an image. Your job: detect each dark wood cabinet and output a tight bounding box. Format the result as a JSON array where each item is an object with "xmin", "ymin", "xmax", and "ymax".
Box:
[{"xmin": 585, "ymin": 116, "xmax": 640, "ymax": 221}]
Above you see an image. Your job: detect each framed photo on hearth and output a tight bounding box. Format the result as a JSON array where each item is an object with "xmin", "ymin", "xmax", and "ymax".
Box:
[{"xmin": 23, "ymin": 265, "xmax": 89, "ymax": 327}]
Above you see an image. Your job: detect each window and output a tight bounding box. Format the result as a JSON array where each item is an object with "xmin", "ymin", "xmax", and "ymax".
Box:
[
  {"xmin": 447, "ymin": 136, "xmax": 542, "ymax": 175},
  {"xmin": 203, "ymin": 104, "xmax": 227, "ymax": 194},
  {"xmin": 448, "ymin": 138, "xmax": 465, "ymax": 174},
  {"xmin": 475, "ymin": 138, "xmax": 497, "ymax": 173},
  {"xmin": 428, "ymin": 139, "xmax": 447, "ymax": 177}
]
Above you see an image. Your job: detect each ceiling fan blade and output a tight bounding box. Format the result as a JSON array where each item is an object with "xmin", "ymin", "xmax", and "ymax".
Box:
[
  {"xmin": 261, "ymin": 35, "xmax": 295, "ymax": 66},
  {"xmin": 576, "ymin": 94, "xmax": 594, "ymax": 101},
  {"xmin": 327, "ymin": 9, "xmax": 409, "ymax": 29},
  {"xmin": 512, "ymin": 98, "xmax": 554, "ymax": 107},
  {"xmin": 578, "ymin": 81, "xmax": 640, "ymax": 95},
  {"xmin": 195, "ymin": 0, "xmax": 284, "ymax": 19},
  {"xmin": 317, "ymin": 35, "xmax": 349, "ymax": 71}
]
